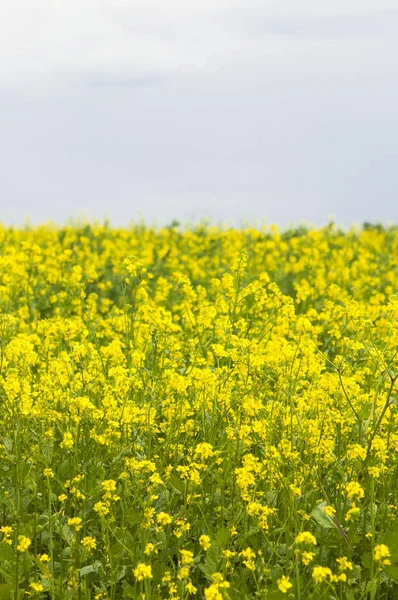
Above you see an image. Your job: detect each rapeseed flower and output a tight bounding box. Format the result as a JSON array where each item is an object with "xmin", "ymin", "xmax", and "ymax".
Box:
[
  {"xmin": 295, "ymin": 531, "xmax": 317, "ymax": 545},
  {"xmin": 17, "ymin": 536, "xmax": 31, "ymax": 553},
  {"xmin": 312, "ymin": 566, "xmax": 332, "ymax": 583},
  {"xmin": 157, "ymin": 512, "xmax": 172, "ymax": 526},
  {"xmin": 81, "ymin": 536, "xmax": 96, "ymax": 552},
  {"xmin": 199, "ymin": 534, "xmax": 211, "ymax": 550},
  {"xmin": 374, "ymin": 544, "xmax": 391, "ymax": 566},
  {"xmin": 133, "ymin": 563, "xmax": 153, "ymax": 581},
  {"xmin": 1, "ymin": 222, "xmax": 398, "ymax": 598},
  {"xmin": 277, "ymin": 575, "xmax": 293, "ymax": 593},
  {"xmin": 68, "ymin": 517, "xmax": 83, "ymax": 532},
  {"xmin": 345, "ymin": 481, "xmax": 365, "ymax": 500}
]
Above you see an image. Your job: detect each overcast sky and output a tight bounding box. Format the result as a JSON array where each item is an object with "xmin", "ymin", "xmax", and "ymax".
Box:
[{"xmin": 1, "ymin": 0, "xmax": 397, "ymax": 227}]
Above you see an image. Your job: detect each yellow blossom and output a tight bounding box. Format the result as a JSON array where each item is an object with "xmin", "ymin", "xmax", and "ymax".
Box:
[
  {"xmin": 17, "ymin": 536, "xmax": 31, "ymax": 553},
  {"xmin": 312, "ymin": 566, "xmax": 332, "ymax": 583},
  {"xmin": 81, "ymin": 536, "xmax": 96, "ymax": 552},
  {"xmin": 295, "ymin": 531, "xmax": 317, "ymax": 545},
  {"xmin": 157, "ymin": 512, "xmax": 172, "ymax": 526},
  {"xmin": 374, "ymin": 544, "xmax": 391, "ymax": 566},
  {"xmin": 199, "ymin": 535, "xmax": 211, "ymax": 550},
  {"xmin": 39, "ymin": 554, "xmax": 50, "ymax": 563},
  {"xmin": 180, "ymin": 549, "xmax": 194, "ymax": 565},
  {"xmin": 68, "ymin": 517, "xmax": 83, "ymax": 532},
  {"xmin": 133, "ymin": 563, "xmax": 153, "ymax": 581},
  {"xmin": 323, "ymin": 505, "xmax": 336, "ymax": 517},
  {"xmin": 345, "ymin": 481, "xmax": 365, "ymax": 500},
  {"xmin": 277, "ymin": 576, "xmax": 293, "ymax": 593}
]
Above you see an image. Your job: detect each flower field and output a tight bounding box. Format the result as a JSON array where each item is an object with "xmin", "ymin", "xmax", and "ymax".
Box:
[{"xmin": 1, "ymin": 222, "xmax": 398, "ymax": 599}]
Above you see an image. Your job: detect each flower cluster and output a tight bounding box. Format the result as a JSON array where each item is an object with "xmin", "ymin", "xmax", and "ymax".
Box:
[{"xmin": 0, "ymin": 222, "xmax": 397, "ymax": 598}]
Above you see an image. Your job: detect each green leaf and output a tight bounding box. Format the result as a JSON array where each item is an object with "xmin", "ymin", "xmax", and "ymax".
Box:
[
  {"xmin": 361, "ymin": 551, "xmax": 372, "ymax": 569},
  {"xmin": 381, "ymin": 521, "xmax": 398, "ymax": 557},
  {"xmin": 310, "ymin": 502, "xmax": 335, "ymax": 529},
  {"xmin": 122, "ymin": 584, "xmax": 136, "ymax": 598},
  {"xmin": 215, "ymin": 527, "xmax": 230, "ymax": 548},
  {"xmin": 115, "ymin": 566, "xmax": 127, "ymax": 582},
  {"xmin": 365, "ymin": 578, "xmax": 379, "ymax": 595},
  {"xmin": 111, "ymin": 541, "xmax": 128, "ymax": 561},
  {"xmin": 358, "ymin": 403, "xmax": 373, "ymax": 419},
  {"xmin": 80, "ymin": 561, "xmax": 101, "ymax": 577},
  {"xmin": 0, "ymin": 544, "xmax": 14, "ymax": 561},
  {"xmin": 240, "ymin": 527, "xmax": 261, "ymax": 545},
  {"xmin": 384, "ymin": 564, "xmax": 398, "ymax": 583},
  {"xmin": 80, "ymin": 564, "xmax": 96, "ymax": 577},
  {"xmin": 3, "ymin": 438, "xmax": 13, "ymax": 452},
  {"xmin": 379, "ymin": 521, "xmax": 398, "ymax": 582},
  {"xmin": 200, "ymin": 545, "xmax": 221, "ymax": 581},
  {"xmin": 0, "ymin": 585, "xmax": 10, "ymax": 600},
  {"xmin": 168, "ymin": 474, "xmax": 185, "ymax": 495}
]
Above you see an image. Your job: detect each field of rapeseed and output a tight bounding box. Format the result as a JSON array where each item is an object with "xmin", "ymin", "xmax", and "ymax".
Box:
[{"xmin": 1, "ymin": 222, "xmax": 398, "ymax": 600}]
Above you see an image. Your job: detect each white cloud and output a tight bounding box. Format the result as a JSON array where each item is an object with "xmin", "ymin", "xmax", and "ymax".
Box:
[
  {"xmin": 1, "ymin": 0, "xmax": 397, "ymax": 90},
  {"xmin": 0, "ymin": 0, "xmax": 253, "ymax": 89},
  {"xmin": 0, "ymin": 0, "xmax": 397, "ymax": 225}
]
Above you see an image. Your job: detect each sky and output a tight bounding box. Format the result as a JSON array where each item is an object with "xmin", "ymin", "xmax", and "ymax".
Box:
[{"xmin": 1, "ymin": 0, "xmax": 397, "ymax": 227}]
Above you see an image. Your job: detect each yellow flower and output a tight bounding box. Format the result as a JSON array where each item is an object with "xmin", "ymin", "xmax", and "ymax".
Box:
[
  {"xmin": 144, "ymin": 542, "xmax": 157, "ymax": 555},
  {"xmin": 312, "ymin": 566, "xmax": 332, "ymax": 583},
  {"xmin": 43, "ymin": 468, "xmax": 54, "ymax": 478},
  {"xmin": 336, "ymin": 556, "xmax": 353, "ymax": 571},
  {"xmin": 149, "ymin": 472, "xmax": 163, "ymax": 486},
  {"xmin": 295, "ymin": 531, "xmax": 317, "ymax": 545},
  {"xmin": 195, "ymin": 442, "xmax": 214, "ymax": 459},
  {"xmin": 240, "ymin": 547, "xmax": 256, "ymax": 571},
  {"xmin": 289, "ymin": 484, "xmax": 302, "ymax": 497},
  {"xmin": 345, "ymin": 481, "xmax": 365, "ymax": 500},
  {"xmin": 68, "ymin": 517, "xmax": 83, "ymax": 532},
  {"xmin": 204, "ymin": 584, "xmax": 223, "ymax": 600},
  {"xmin": 81, "ymin": 536, "xmax": 96, "ymax": 552},
  {"xmin": 39, "ymin": 554, "xmax": 50, "ymax": 563},
  {"xmin": 180, "ymin": 549, "xmax": 194, "ymax": 565},
  {"xmin": 178, "ymin": 566, "xmax": 190, "ymax": 580},
  {"xmin": 345, "ymin": 503, "xmax": 361, "ymax": 521},
  {"xmin": 173, "ymin": 518, "xmax": 191, "ymax": 538},
  {"xmin": 368, "ymin": 466, "xmax": 381, "ymax": 478},
  {"xmin": 199, "ymin": 534, "xmax": 211, "ymax": 551},
  {"xmin": 204, "ymin": 574, "xmax": 230, "ymax": 600},
  {"xmin": 301, "ymin": 552, "xmax": 315, "ymax": 565},
  {"xmin": 30, "ymin": 582, "xmax": 44, "ymax": 593},
  {"xmin": 94, "ymin": 502, "xmax": 110, "ymax": 518},
  {"xmin": 323, "ymin": 505, "xmax": 336, "ymax": 517},
  {"xmin": 133, "ymin": 563, "xmax": 153, "ymax": 581},
  {"xmin": 0, "ymin": 526, "xmax": 13, "ymax": 545},
  {"xmin": 101, "ymin": 479, "xmax": 117, "ymax": 492},
  {"xmin": 157, "ymin": 512, "xmax": 172, "ymax": 526},
  {"xmin": 346, "ymin": 444, "xmax": 366, "ymax": 460},
  {"xmin": 186, "ymin": 581, "xmax": 197, "ymax": 594},
  {"xmin": 17, "ymin": 536, "xmax": 31, "ymax": 553},
  {"xmin": 60, "ymin": 432, "xmax": 74, "ymax": 450},
  {"xmin": 374, "ymin": 544, "xmax": 391, "ymax": 566},
  {"xmin": 277, "ymin": 575, "xmax": 293, "ymax": 593}
]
